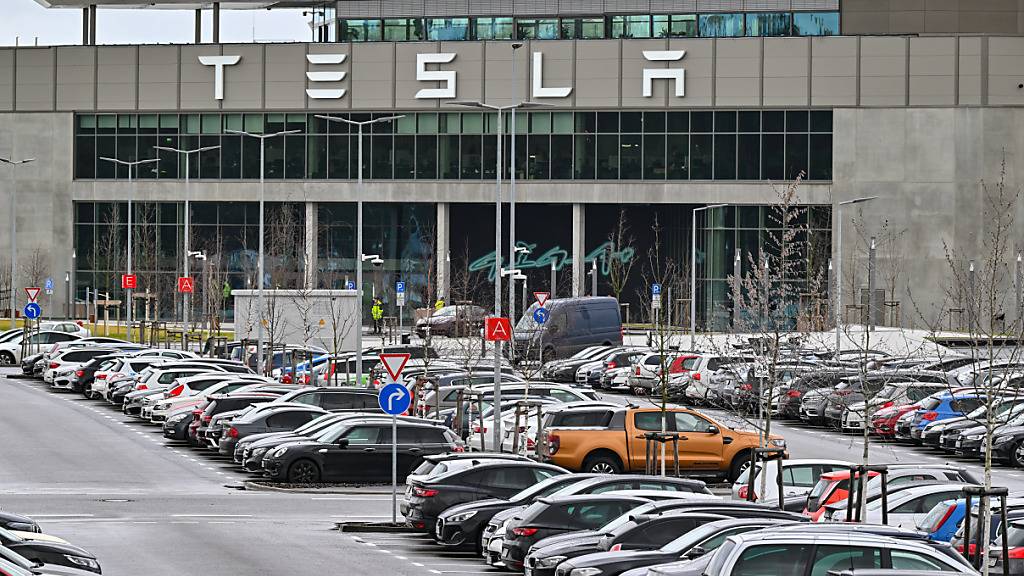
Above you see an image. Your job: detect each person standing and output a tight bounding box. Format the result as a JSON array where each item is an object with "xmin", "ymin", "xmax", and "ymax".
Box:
[{"xmin": 371, "ymin": 297, "xmax": 384, "ymax": 335}]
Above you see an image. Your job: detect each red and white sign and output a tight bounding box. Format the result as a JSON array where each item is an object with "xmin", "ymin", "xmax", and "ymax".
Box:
[
  {"xmin": 534, "ymin": 292, "xmax": 550, "ymax": 307},
  {"xmin": 484, "ymin": 317, "xmax": 512, "ymax": 341},
  {"xmin": 121, "ymin": 274, "xmax": 137, "ymax": 290},
  {"xmin": 24, "ymin": 287, "xmax": 40, "ymax": 303},
  {"xmin": 378, "ymin": 353, "xmax": 411, "ymax": 383},
  {"xmin": 177, "ymin": 276, "xmax": 195, "ymax": 293}
]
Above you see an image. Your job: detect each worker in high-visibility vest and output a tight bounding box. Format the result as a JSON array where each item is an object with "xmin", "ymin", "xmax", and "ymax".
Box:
[
  {"xmin": 371, "ymin": 297, "xmax": 384, "ymax": 334},
  {"xmin": 434, "ymin": 297, "xmax": 445, "ymax": 312}
]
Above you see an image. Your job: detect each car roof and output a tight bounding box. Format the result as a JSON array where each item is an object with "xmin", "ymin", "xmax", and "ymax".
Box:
[
  {"xmin": 599, "ymin": 491, "xmax": 721, "ymax": 501},
  {"xmin": 567, "ymin": 475, "xmax": 708, "ymax": 490},
  {"xmin": 423, "ymin": 452, "xmax": 532, "ymax": 463},
  {"xmin": 428, "ymin": 460, "xmax": 564, "ymax": 482},
  {"xmin": 537, "ymin": 494, "xmax": 652, "ymax": 505}
]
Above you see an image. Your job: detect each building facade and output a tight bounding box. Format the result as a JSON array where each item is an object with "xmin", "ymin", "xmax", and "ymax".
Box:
[{"xmin": 2, "ymin": 0, "xmax": 1024, "ymax": 329}]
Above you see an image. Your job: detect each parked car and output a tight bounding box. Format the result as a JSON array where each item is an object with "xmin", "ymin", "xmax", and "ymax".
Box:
[
  {"xmin": 0, "ymin": 514, "xmax": 39, "ymax": 534},
  {"xmin": 542, "ymin": 346, "xmax": 619, "ymax": 383},
  {"xmin": 550, "ymin": 517, "xmax": 800, "ymax": 576},
  {"xmin": 260, "ymin": 417, "xmax": 461, "ymax": 483},
  {"xmin": 403, "ymin": 460, "xmax": 566, "ymax": 532},
  {"xmin": 731, "ymin": 458, "xmax": 852, "ymax": 504},
  {"xmin": 414, "ymin": 305, "xmax": 487, "ymax": 337},
  {"xmin": 0, "ymin": 527, "xmax": 100, "ymax": 574},
  {"xmin": 513, "ymin": 297, "xmax": 623, "ymax": 360},
  {"xmin": 544, "ymin": 406, "xmax": 784, "ymax": 480},
  {"xmin": 0, "ymin": 331, "xmax": 81, "ymax": 365},
  {"xmin": 216, "ymin": 404, "xmax": 328, "ymax": 456},
  {"xmin": 907, "ymin": 392, "xmax": 985, "ymax": 442},
  {"xmin": 500, "ymin": 494, "xmax": 651, "ymax": 571}
]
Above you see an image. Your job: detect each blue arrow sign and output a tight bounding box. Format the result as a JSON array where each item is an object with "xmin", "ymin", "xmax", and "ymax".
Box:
[
  {"xmin": 23, "ymin": 302, "xmax": 41, "ymax": 320},
  {"xmin": 378, "ymin": 382, "xmax": 411, "ymax": 415},
  {"xmin": 345, "ymin": 280, "xmax": 356, "ymax": 290},
  {"xmin": 651, "ymin": 283, "xmax": 662, "ymax": 295},
  {"xmin": 396, "ymin": 281, "xmax": 406, "ymax": 293},
  {"xmin": 533, "ymin": 307, "xmax": 549, "ymax": 324}
]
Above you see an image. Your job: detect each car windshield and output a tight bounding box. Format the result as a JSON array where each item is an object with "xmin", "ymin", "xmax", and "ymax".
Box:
[
  {"xmin": 0, "ymin": 526, "xmax": 24, "ymax": 543},
  {"xmin": 663, "ymin": 522, "xmax": 749, "ymax": 554},
  {"xmin": 515, "ymin": 303, "xmax": 541, "ymax": 331},
  {"xmin": 509, "ymin": 475, "xmax": 571, "ymax": 503},
  {"xmin": 593, "ymin": 502, "xmax": 659, "ymax": 533},
  {"xmin": 875, "ymin": 384, "xmax": 898, "ymax": 399},
  {"xmin": 918, "ymin": 397, "xmax": 942, "ymax": 410}
]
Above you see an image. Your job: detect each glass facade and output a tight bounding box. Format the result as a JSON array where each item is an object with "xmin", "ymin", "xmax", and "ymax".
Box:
[
  {"xmin": 73, "ymin": 201, "xmax": 436, "ymax": 322},
  {"xmin": 335, "ymin": 12, "xmax": 839, "ymax": 42},
  {"xmin": 75, "ymin": 110, "xmax": 833, "ymax": 183}
]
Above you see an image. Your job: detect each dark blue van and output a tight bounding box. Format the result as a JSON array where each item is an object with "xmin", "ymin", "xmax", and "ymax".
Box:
[{"xmin": 513, "ymin": 297, "xmax": 623, "ymax": 360}]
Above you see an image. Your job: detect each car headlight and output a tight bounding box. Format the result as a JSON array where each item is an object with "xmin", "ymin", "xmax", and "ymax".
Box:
[
  {"xmin": 65, "ymin": 555, "xmax": 100, "ymax": 570},
  {"xmin": 167, "ymin": 412, "xmax": 190, "ymax": 424},
  {"xmin": 965, "ymin": 433, "xmax": 983, "ymax": 441},
  {"xmin": 770, "ymin": 438, "xmax": 786, "ymax": 448},
  {"xmin": 271, "ymin": 446, "xmax": 289, "ymax": 458},
  {"xmin": 534, "ymin": 556, "xmax": 567, "ymax": 569},
  {"xmin": 994, "ymin": 435, "xmax": 1013, "ymax": 445},
  {"xmin": 570, "ymin": 568, "xmax": 603, "ymax": 576},
  {"xmin": 447, "ymin": 510, "xmax": 478, "ymax": 523}
]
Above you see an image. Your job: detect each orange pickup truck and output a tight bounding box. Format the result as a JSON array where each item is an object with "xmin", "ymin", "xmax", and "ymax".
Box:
[{"xmin": 543, "ymin": 406, "xmax": 785, "ymax": 481}]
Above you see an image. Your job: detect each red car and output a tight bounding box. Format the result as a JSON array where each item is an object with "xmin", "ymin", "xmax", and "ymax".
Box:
[
  {"xmin": 804, "ymin": 469, "xmax": 880, "ymax": 522},
  {"xmin": 870, "ymin": 402, "xmax": 920, "ymax": 437}
]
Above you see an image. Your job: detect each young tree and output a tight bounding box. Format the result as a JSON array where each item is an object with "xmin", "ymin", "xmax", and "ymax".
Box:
[{"xmin": 606, "ymin": 208, "xmax": 637, "ymax": 304}]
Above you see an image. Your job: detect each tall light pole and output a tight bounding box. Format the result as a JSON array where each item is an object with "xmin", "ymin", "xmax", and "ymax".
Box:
[
  {"xmin": 690, "ymin": 204, "xmax": 726, "ymax": 344},
  {"xmin": 452, "ymin": 99, "xmax": 549, "ymax": 452},
  {"xmin": 835, "ymin": 196, "xmax": 877, "ymax": 354},
  {"xmin": 314, "ymin": 115, "xmax": 403, "ymax": 386},
  {"xmin": 225, "ymin": 129, "xmax": 300, "ymax": 374},
  {"xmin": 508, "ymin": 42, "xmax": 524, "ymax": 337},
  {"xmin": 100, "ymin": 156, "xmax": 160, "ymax": 343},
  {"xmin": 0, "ymin": 156, "xmax": 35, "ymax": 330},
  {"xmin": 154, "ymin": 144, "xmax": 220, "ymax": 334}
]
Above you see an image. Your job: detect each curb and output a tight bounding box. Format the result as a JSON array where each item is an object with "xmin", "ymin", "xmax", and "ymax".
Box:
[
  {"xmin": 242, "ymin": 480, "xmax": 395, "ymax": 495},
  {"xmin": 336, "ymin": 522, "xmax": 420, "ymax": 533}
]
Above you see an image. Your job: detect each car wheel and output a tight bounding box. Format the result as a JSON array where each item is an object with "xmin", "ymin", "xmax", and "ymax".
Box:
[
  {"xmin": 729, "ymin": 452, "xmax": 751, "ymax": 482},
  {"xmin": 631, "ymin": 385, "xmax": 647, "ymax": 396},
  {"xmin": 583, "ymin": 453, "xmax": 622, "ymax": 474},
  {"xmin": 1013, "ymin": 441, "xmax": 1024, "ymax": 468},
  {"xmin": 287, "ymin": 459, "xmax": 321, "ymax": 484},
  {"xmin": 0, "ymin": 352, "xmax": 13, "ymax": 366}
]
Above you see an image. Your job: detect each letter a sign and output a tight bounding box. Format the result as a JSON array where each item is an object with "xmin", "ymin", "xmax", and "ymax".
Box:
[
  {"xmin": 484, "ymin": 317, "xmax": 512, "ymax": 341},
  {"xmin": 177, "ymin": 277, "xmax": 195, "ymax": 294}
]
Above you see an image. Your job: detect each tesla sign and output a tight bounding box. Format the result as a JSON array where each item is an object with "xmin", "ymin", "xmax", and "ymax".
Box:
[{"xmin": 198, "ymin": 50, "xmax": 685, "ymax": 101}]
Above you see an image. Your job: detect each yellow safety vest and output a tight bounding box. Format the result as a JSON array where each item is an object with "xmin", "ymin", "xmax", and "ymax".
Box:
[
  {"xmin": 371, "ymin": 305, "xmax": 383, "ymax": 320},
  {"xmin": 434, "ymin": 299, "xmax": 444, "ymax": 311}
]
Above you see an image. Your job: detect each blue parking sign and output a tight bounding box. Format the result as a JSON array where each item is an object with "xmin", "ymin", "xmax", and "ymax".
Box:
[
  {"xmin": 651, "ymin": 283, "xmax": 662, "ymax": 295},
  {"xmin": 396, "ymin": 281, "xmax": 406, "ymax": 293}
]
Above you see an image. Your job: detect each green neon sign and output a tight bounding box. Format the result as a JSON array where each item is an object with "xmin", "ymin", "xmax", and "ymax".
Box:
[{"xmin": 468, "ymin": 241, "xmax": 635, "ymax": 281}]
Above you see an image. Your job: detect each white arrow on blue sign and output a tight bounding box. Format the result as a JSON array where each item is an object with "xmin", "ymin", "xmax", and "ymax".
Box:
[
  {"xmin": 23, "ymin": 302, "xmax": 41, "ymax": 320},
  {"xmin": 533, "ymin": 307, "xmax": 549, "ymax": 324},
  {"xmin": 378, "ymin": 382, "xmax": 411, "ymax": 415},
  {"xmin": 651, "ymin": 283, "xmax": 662, "ymax": 295}
]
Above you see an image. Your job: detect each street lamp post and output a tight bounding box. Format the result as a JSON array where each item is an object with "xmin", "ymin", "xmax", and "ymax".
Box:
[
  {"xmin": 690, "ymin": 204, "xmax": 726, "ymax": 344},
  {"xmin": 508, "ymin": 42, "xmax": 524, "ymax": 341},
  {"xmin": 225, "ymin": 129, "xmax": 300, "ymax": 374},
  {"xmin": 0, "ymin": 156, "xmax": 35, "ymax": 329},
  {"xmin": 835, "ymin": 196, "xmax": 877, "ymax": 353},
  {"xmin": 315, "ymin": 115, "xmax": 404, "ymax": 386},
  {"xmin": 452, "ymin": 99, "xmax": 549, "ymax": 452},
  {"xmin": 154, "ymin": 144, "xmax": 220, "ymax": 335},
  {"xmin": 99, "ymin": 156, "xmax": 160, "ymax": 343}
]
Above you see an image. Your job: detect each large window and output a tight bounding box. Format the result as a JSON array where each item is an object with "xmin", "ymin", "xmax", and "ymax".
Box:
[
  {"xmin": 331, "ymin": 12, "xmax": 837, "ymax": 42},
  {"xmin": 75, "ymin": 110, "xmax": 832, "ymax": 183}
]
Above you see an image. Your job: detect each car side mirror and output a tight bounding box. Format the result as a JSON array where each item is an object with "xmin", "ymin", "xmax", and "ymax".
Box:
[
  {"xmin": 706, "ymin": 425, "xmax": 720, "ymax": 435},
  {"xmin": 337, "ymin": 438, "xmax": 349, "ymax": 449},
  {"xmin": 684, "ymin": 545, "xmax": 706, "ymax": 559}
]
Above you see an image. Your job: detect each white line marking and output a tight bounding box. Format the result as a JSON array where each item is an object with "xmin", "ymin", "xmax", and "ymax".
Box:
[
  {"xmin": 27, "ymin": 514, "xmax": 95, "ymax": 518},
  {"xmin": 171, "ymin": 514, "xmax": 253, "ymax": 518}
]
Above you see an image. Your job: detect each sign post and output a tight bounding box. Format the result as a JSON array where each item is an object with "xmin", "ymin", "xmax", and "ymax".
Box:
[
  {"xmin": 396, "ymin": 281, "xmax": 406, "ymax": 333},
  {"xmin": 377, "ymin": 352, "xmax": 411, "ymax": 525}
]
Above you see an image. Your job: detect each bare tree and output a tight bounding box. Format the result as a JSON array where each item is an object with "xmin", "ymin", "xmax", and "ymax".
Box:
[
  {"xmin": 20, "ymin": 246, "xmax": 49, "ymax": 291},
  {"xmin": 606, "ymin": 208, "xmax": 637, "ymax": 304}
]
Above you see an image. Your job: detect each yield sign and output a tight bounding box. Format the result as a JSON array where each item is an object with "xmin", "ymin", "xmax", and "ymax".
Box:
[
  {"xmin": 534, "ymin": 291, "xmax": 550, "ymax": 307},
  {"xmin": 24, "ymin": 287, "xmax": 40, "ymax": 303},
  {"xmin": 378, "ymin": 353, "xmax": 411, "ymax": 383}
]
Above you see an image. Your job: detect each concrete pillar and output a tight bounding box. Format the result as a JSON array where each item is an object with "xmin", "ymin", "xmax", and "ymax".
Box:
[
  {"xmin": 212, "ymin": 2, "xmax": 221, "ymax": 44},
  {"xmin": 572, "ymin": 203, "xmax": 585, "ymax": 297},
  {"xmin": 195, "ymin": 9, "xmax": 202, "ymax": 44},
  {"xmin": 304, "ymin": 202, "xmax": 318, "ymax": 289},
  {"xmin": 82, "ymin": 7, "xmax": 90, "ymax": 46},
  {"xmin": 88, "ymin": 5, "xmax": 96, "ymax": 45},
  {"xmin": 436, "ymin": 202, "xmax": 450, "ymax": 301}
]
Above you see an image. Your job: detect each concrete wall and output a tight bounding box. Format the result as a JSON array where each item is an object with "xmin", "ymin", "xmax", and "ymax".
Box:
[
  {"xmin": 0, "ymin": 113, "xmax": 74, "ymax": 318},
  {"xmin": 1, "ymin": 36, "xmax": 1023, "ymax": 112},
  {"xmin": 832, "ymin": 107, "xmax": 1024, "ymax": 329},
  {"xmin": 232, "ymin": 289, "xmax": 359, "ymax": 351},
  {"xmin": 842, "ymin": 0, "xmax": 1024, "ymax": 35}
]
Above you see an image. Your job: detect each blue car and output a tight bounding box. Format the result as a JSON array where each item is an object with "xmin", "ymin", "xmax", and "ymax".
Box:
[
  {"xmin": 909, "ymin": 392, "xmax": 985, "ymax": 441},
  {"xmin": 918, "ymin": 498, "xmax": 965, "ymax": 541}
]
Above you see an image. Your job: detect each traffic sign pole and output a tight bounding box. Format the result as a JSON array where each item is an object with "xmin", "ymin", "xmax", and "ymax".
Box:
[{"xmin": 377, "ymin": 353, "xmax": 410, "ymax": 525}]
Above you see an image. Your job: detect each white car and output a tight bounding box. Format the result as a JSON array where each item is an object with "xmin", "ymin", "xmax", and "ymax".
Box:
[
  {"xmin": 731, "ymin": 458, "xmax": 852, "ymax": 503},
  {"xmin": 39, "ymin": 320, "xmax": 91, "ymax": 338},
  {"xmin": 44, "ymin": 346, "xmax": 121, "ymax": 388},
  {"xmin": 860, "ymin": 483, "xmax": 973, "ymax": 529},
  {"xmin": 0, "ymin": 331, "xmax": 81, "ymax": 364},
  {"xmin": 147, "ymin": 374, "xmax": 273, "ymax": 422}
]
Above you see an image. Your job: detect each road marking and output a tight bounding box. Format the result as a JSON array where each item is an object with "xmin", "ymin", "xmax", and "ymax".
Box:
[
  {"xmin": 27, "ymin": 514, "xmax": 95, "ymax": 518},
  {"xmin": 313, "ymin": 496, "xmax": 393, "ymax": 500},
  {"xmin": 208, "ymin": 521, "xmax": 236, "ymax": 524},
  {"xmin": 171, "ymin": 514, "xmax": 253, "ymax": 518}
]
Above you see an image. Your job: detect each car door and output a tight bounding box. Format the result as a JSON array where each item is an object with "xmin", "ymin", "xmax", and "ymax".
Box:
[
  {"xmin": 322, "ymin": 425, "xmax": 386, "ymax": 482},
  {"xmin": 672, "ymin": 411, "xmax": 724, "ymax": 471},
  {"xmin": 808, "ymin": 544, "xmax": 882, "ymax": 576},
  {"xmin": 631, "ymin": 410, "xmax": 672, "ymax": 470},
  {"xmin": 265, "ymin": 410, "xmax": 318, "ymax": 433},
  {"xmin": 478, "ymin": 466, "xmax": 545, "ymax": 499}
]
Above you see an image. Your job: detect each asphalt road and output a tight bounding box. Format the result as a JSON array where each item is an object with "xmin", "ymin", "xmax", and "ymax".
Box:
[
  {"xmin": 0, "ymin": 372, "xmax": 501, "ymax": 576},
  {"xmin": 6, "ymin": 369, "xmax": 1024, "ymax": 576}
]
